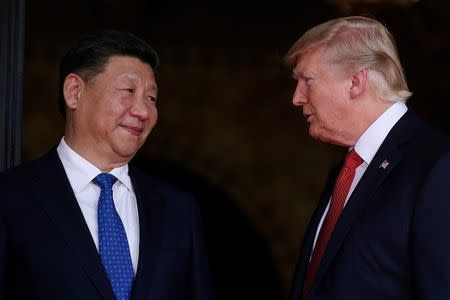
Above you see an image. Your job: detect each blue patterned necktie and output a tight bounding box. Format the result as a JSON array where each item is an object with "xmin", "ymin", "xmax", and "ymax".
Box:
[{"xmin": 94, "ymin": 173, "xmax": 134, "ymax": 300}]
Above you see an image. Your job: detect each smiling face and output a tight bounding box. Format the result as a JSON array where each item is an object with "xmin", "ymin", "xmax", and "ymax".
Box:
[
  {"xmin": 291, "ymin": 46, "xmax": 357, "ymax": 146},
  {"xmin": 64, "ymin": 55, "xmax": 158, "ymax": 170}
]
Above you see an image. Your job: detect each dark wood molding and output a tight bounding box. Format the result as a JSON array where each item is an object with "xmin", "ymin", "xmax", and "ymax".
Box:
[{"xmin": 0, "ymin": 0, "xmax": 25, "ymax": 171}]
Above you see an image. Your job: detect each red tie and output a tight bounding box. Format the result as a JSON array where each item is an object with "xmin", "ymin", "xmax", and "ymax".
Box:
[{"xmin": 302, "ymin": 149, "xmax": 363, "ymax": 299}]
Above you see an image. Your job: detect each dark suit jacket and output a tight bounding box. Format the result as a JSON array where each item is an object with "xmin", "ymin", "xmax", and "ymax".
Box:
[
  {"xmin": 0, "ymin": 148, "xmax": 214, "ymax": 300},
  {"xmin": 289, "ymin": 110, "xmax": 450, "ymax": 300}
]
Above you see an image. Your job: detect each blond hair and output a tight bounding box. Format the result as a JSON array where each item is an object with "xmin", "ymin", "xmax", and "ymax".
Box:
[{"xmin": 284, "ymin": 16, "xmax": 412, "ymax": 102}]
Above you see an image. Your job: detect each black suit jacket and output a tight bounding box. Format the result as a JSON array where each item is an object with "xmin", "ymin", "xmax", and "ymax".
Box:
[
  {"xmin": 289, "ymin": 110, "xmax": 450, "ymax": 300},
  {"xmin": 0, "ymin": 148, "xmax": 214, "ymax": 300}
]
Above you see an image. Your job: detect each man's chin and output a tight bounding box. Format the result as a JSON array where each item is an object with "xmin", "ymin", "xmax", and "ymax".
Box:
[
  {"xmin": 308, "ymin": 128, "xmax": 337, "ymax": 145},
  {"xmin": 113, "ymin": 143, "xmax": 142, "ymax": 161},
  {"xmin": 308, "ymin": 126, "xmax": 321, "ymax": 141}
]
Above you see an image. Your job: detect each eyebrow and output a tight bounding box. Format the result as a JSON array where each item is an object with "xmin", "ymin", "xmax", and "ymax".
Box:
[
  {"xmin": 292, "ymin": 70, "xmax": 309, "ymax": 80},
  {"xmin": 148, "ymin": 84, "xmax": 158, "ymax": 95},
  {"xmin": 119, "ymin": 74, "xmax": 158, "ymax": 93}
]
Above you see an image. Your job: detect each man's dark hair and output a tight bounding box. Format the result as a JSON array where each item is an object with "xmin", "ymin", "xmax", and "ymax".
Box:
[{"xmin": 57, "ymin": 30, "xmax": 159, "ymax": 117}]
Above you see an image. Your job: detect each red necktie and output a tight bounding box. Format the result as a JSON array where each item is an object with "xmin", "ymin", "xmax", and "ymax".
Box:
[{"xmin": 302, "ymin": 149, "xmax": 363, "ymax": 299}]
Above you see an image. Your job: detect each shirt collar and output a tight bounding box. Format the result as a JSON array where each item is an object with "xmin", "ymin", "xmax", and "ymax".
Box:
[
  {"xmin": 354, "ymin": 101, "xmax": 407, "ymax": 165},
  {"xmin": 56, "ymin": 137, "xmax": 133, "ymax": 193}
]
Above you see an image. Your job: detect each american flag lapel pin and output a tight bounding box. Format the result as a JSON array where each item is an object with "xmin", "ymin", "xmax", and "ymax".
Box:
[{"xmin": 380, "ymin": 160, "xmax": 389, "ymax": 169}]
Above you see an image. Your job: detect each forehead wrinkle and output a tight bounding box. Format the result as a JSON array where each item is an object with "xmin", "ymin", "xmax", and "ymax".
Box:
[
  {"xmin": 293, "ymin": 64, "xmax": 318, "ymax": 80},
  {"xmin": 118, "ymin": 73, "xmax": 139, "ymax": 82}
]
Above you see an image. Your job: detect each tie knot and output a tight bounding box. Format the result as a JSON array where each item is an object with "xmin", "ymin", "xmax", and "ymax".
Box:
[
  {"xmin": 343, "ymin": 149, "xmax": 363, "ymax": 170},
  {"xmin": 93, "ymin": 173, "xmax": 117, "ymax": 190}
]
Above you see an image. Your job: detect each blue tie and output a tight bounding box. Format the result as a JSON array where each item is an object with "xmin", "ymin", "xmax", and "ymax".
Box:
[{"xmin": 94, "ymin": 173, "xmax": 134, "ymax": 300}]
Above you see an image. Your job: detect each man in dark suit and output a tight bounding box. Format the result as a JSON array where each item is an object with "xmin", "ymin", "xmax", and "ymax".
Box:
[
  {"xmin": 0, "ymin": 30, "xmax": 214, "ymax": 300},
  {"xmin": 285, "ymin": 16, "xmax": 450, "ymax": 300}
]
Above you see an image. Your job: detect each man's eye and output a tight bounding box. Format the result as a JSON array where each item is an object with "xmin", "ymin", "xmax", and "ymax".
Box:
[
  {"xmin": 119, "ymin": 88, "xmax": 135, "ymax": 94},
  {"xmin": 304, "ymin": 78, "xmax": 313, "ymax": 86},
  {"xmin": 146, "ymin": 96, "xmax": 157, "ymax": 103}
]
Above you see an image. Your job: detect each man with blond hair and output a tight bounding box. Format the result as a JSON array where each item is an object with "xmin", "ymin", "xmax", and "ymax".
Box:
[{"xmin": 286, "ymin": 16, "xmax": 450, "ymax": 300}]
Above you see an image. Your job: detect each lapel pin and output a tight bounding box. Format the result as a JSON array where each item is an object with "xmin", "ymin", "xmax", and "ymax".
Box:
[{"xmin": 380, "ymin": 160, "xmax": 389, "ymax": 169}]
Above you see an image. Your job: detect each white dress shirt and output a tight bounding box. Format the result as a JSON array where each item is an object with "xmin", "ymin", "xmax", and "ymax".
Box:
[
  {"xmin": 310, "ymin": 102, "xmax": 408, "ymax": 254},
  {"xmin": 57, "ymin": 137, "xmax": 140, "ymax": 273}
]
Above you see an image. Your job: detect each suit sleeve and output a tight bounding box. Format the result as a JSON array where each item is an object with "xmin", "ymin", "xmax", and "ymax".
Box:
[
  {"xmin": 191, "ymin": 199, "xmax": 215, "ymax": 300},
  {"xmin": 412, "ymin": 150, "xmax": 450, "ymax": 299},
  {"xmin": 0, "ymin": 207, "xmax": 6, "ymax": 297},
  {"xmin": 0, "ymin": 173, "xmax": 7, "ymax": 298}
]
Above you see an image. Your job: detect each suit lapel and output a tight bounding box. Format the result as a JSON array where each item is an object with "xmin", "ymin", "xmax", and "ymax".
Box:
[
  {"xmin": 33, "ymin": 149, "xmax": 115, "ymax": 299},
  {"xmin": 308, "ymin": 110, "xmax": 420, "ymax": 298},
  {"xmin": 290, "ymin": 166, "xmax": 340, "ymax": 300},
  {"xmin": 130, "ymin": 168, "xmax": 165, "ymax": 299}
]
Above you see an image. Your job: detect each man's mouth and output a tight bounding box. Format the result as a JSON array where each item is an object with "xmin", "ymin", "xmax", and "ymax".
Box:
[
  {"xmin": 121, "ymin": 125, "xmax": 143, "ymax": 136},
  {"xmin": 304, "ymin": 113, "xmax": 313, "ymax": 122}
]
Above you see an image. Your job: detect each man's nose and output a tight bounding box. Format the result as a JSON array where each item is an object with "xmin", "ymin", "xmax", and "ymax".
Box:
[
  {"xmin": 130, "ymin": 97, "xmax": 150, "ymax": 120},
  {"xmin": 292, "ymin": 82, "xmax": 306, "ymax": 106}
]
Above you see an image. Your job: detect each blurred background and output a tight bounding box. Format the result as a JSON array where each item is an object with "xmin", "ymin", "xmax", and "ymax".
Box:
[{"xmin": 20, "ymin": 0, "xmax": 450, "ymax": 298}]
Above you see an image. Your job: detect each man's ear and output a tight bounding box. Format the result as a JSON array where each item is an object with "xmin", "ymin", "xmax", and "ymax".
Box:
[
  {"xmin": 349, "ymin": 68, "xmax": 367, "ymax": 99},
  {"xmin": 63, "ymin": 73, "xmax": 85, "ymax": 109}
]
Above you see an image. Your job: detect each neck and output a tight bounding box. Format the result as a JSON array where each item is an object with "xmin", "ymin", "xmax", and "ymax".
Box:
[
  {"xmin": 63, "ymin": 136, "xmax": 129, "ymax": 173},
  {"xmin": 347, "ymin": 98, "xmax": 394, "ymax": 147}
]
